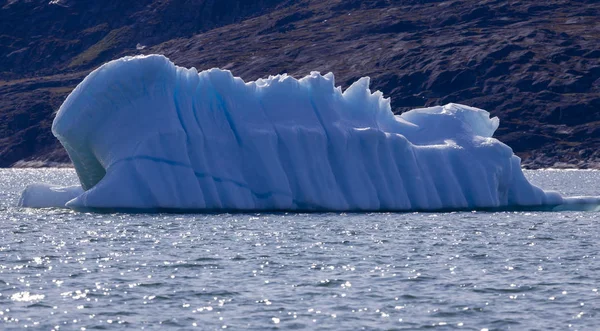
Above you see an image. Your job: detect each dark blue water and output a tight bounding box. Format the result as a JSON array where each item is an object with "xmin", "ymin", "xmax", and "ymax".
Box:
[{"xmin": 1, "ymin": 169, "xmax": 599, "ymax": 330}]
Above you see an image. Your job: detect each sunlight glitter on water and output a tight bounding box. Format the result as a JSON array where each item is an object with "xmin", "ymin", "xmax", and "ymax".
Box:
[
  {"xmin": 10, "ymin": 292, "xmax": 45, "ymax": 303},
  {"xmin": 1, "ymin": 169, "xmax": 600, "ymax": 329}
]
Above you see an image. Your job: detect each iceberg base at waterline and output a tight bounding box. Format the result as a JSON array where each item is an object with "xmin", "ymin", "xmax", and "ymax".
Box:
[
  {"xmin": 19, "ymin": 184, "xmax": 600, "ymax": 213},
  {"xmin": 18, "ymin": 55, "xmax": 600, "ymax": 212},
  {"xmin": 19, "ymin": 184, "xmax": 83, "ymax": 209}
]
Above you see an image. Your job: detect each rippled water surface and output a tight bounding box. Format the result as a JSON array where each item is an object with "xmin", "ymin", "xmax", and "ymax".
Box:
[{"xmin": 1, "ymin": 169, "xmax": 599, "ymax": 330}]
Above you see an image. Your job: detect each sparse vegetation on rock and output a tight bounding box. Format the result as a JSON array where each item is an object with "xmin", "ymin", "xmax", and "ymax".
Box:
[{"xmin": 1, "ymin": 0, "xmax": 598, "ymax": 168}]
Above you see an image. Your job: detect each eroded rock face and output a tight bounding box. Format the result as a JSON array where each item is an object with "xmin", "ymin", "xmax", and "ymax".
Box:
[{"xmin": 1, "ymin": 0, "xmax": 599, "ymax": 168}]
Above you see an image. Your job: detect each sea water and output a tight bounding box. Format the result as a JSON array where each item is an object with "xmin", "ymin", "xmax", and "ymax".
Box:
[{"xmin": 0, "ymin": 169, "xmax": 599, "ymax": 330}]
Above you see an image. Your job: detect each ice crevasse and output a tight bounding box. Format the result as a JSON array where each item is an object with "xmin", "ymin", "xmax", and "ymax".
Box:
[{"xmin": 19, "ymin": 55, "xmax": 600, "ymax": 211}]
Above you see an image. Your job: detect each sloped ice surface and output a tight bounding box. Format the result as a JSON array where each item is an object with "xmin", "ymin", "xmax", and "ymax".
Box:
[{"xmin": 18, "ymin": 55, "xmax": 600, "ymax": 212}]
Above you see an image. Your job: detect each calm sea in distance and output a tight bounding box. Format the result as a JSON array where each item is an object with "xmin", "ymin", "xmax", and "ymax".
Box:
[{"xmin": 0, "ymin": 169, "xmax": 599, "ymax": 330}]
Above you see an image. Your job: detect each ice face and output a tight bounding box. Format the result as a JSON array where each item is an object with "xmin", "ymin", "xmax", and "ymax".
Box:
[
  {"xmin": 19, "ymin": 54, "xmax": 593, "ymax": 211},
  {"xmin": 19, "ymin": 184, "xmax": 83, "ymax": 208}
]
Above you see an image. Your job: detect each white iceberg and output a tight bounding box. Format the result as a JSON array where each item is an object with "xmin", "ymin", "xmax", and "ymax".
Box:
[{"xmin": 18, "ymin": 55, "xmax": 600, "ymax": 212}]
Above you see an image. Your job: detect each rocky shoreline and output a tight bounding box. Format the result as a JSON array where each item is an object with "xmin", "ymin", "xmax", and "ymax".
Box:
[{"xmin": 10, "ymin": 158, "xmax": 600, "ymax": 170}]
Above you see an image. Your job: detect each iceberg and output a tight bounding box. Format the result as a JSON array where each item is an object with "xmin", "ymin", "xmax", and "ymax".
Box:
[{"xmin": 18, "ymin": 55, "xmax": 600, "ymax": 212}]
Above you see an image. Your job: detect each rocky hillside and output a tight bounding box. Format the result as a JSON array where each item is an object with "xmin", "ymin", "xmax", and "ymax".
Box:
[{"xmin": 1, "ymin": 0, "xmax": 599, "ymax": 168}]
